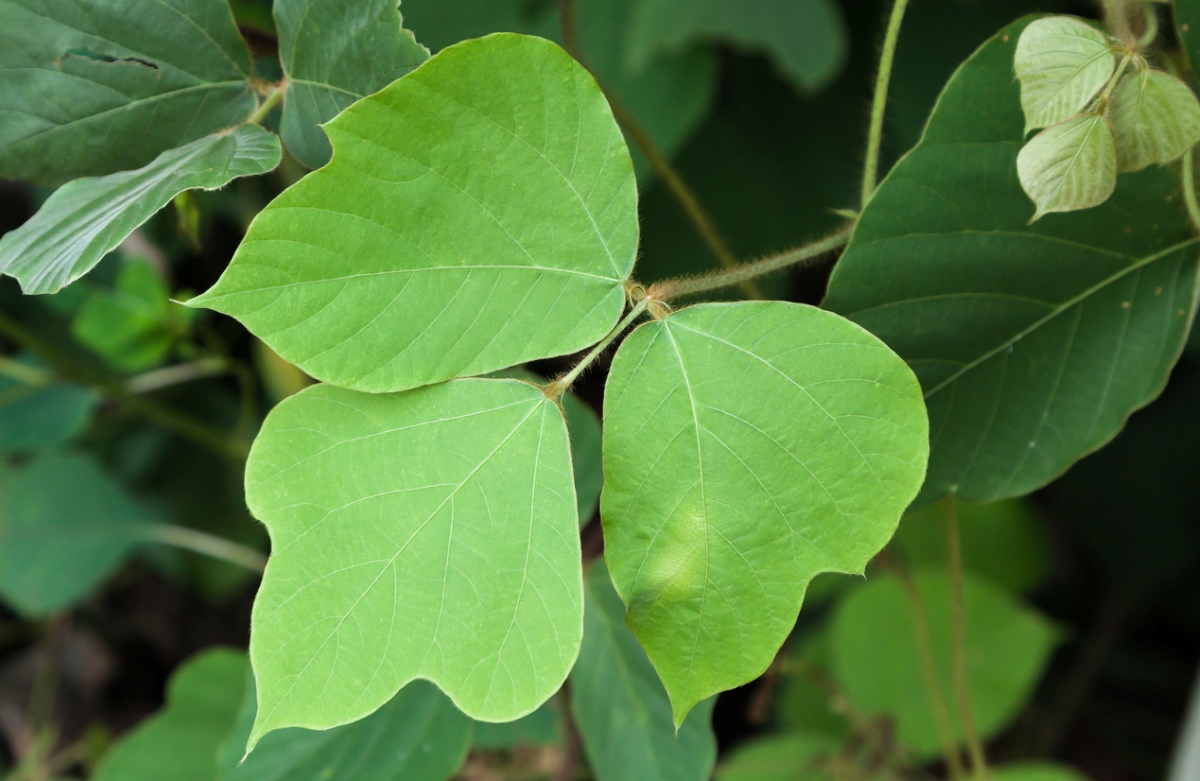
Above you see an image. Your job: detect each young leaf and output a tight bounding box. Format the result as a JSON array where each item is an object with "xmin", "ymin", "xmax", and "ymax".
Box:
[
  {"xmin": 991, "ymin": 764, "xmax": 1091, "ymax": 781},
  {"xmin": 1014, "ymin": 16, "xmax": 1115, "ymax": 133},
  {"xmin": 1017, "ymin": 114, "xmax": 1117, "ymax": 219},
  {"xmin": 0, "ymin": 358, "xmax": 98, "ymax": 454},
  {"xmin": 571, "ymin": 563, "xmax": 717, "ymax": 781},
  {"xmin": 625, "ymin": 0, "xmax": 847, "ymax": 95},
  {"xmin": 0, "ymin": 455, "xmax": 152, "ymax": 616},
  {"xmin": 190, "ymin": 34, "xmax": 638, "ymax": 394},
  {"xmin": 244, "ymin": 379, "xmax": 582, "ymax": 746},
  {"xmin": 830, "ymin": 570, "xmax": 1059, "ymax": 757},
  {"xmin": 218, "ymin": 675, "xmax": 470, "ymax": 781},
  {"xmin": 602, "ymin": 301, "xmax": 928, "ymax": 725},
  {"xmin": 0, "ymin": 0, "xmax": 256, "ymax": 185},
  {"xmin": 0, "ymin": 125, "xmax": 281, "ymax": 295},
  {"xmin": 72, "ymin": 260, "xmax": 184, "ymax": 372},
  {"xmin": 823, "ymin": 17, "xmax": 1199, "ymax": 506},
  {"xmin": 274, "ymin": 0, "xmax": 429, "ymax": 168},
  {"xmin": 93, "ymin": 649, "xmax": 247, "ymax": 781},
  {"xmin": 714, "ymin": 733, "xmax": 841, "ymax": 781},
  {"xmin": 1108, "ymin": 69, "xmax": 1200, "ymax": 173}
]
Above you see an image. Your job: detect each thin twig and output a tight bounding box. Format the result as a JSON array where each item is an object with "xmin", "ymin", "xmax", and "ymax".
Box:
[
  {"xmin": 862, "ymin": 0, "xmax": 913, "ymax": 207},
  {"xmin": 547, "ymin": 298, "xmax": 650, "ymax": 398},
  {"xmin": 143, "ymin": 524, "xmax": 267, "ymax": 572},
  {"xmin": 245, "ymin": 81, "xmax": 286, "ymax": 125},
  {"xmin": 946, "ymin": 498, "xmax": 989, "ymax": 778}
]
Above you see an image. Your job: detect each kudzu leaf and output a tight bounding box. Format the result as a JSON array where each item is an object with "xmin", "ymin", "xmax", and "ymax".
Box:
[
  {"xmin": 219, "ymin": 673, "xmax": 470, "ymax": 781},
  {"xmin": 1178, "ymin": 0, "xmax": 1200, "ymax": 77},
  {"xmin": 71, "ymin": 260, "xmax": 183, "ymax": 372},
  {"xmin": 0, "ymin": 0, "xmax": 256, "ymax": 185},
  {"xmin": 1014, "ymin": 16, "xmax": 1115, "ymax": 133},
  {"xmin": 824, "ymin": 17, "xmax": 1199, "ymax": 506},
  {"xmin": 714, "ymin": 733, "xmax": 842, "ymax": 781},
  {"xmin": 830, "ymin": 570, "xmax": 1059, "ymax": 757},
  {"xmin": 625, "ymin": 0, "xmax": 848, "ymax": 95},
  {"xmin": 571, "ymin": 563, "xmax": 717, "ymax": 781},
  {"xmin": 0, "ymin": 357, "xmax": 98, "ymax": 454},
  {"xmin": 191, "ymin": 34, "xmax": 638, "ymax": 393},
  {"xmin": 274, "ymin": 0, "xmax": 429, "ymax": 168},
  {"xmin": 93, "ymin": 649, "xmax": 247, "ymax": 781},
  {"xmin": 991, "ymin": 764, "xmax": 1091, "ymax": 781},
  {"xmin": 602, "ymin": 302, "xmax": 928, "ymax": 725},
  {"xmin": 0, "ymin": 455, "xmax": 153, "ymax": 616},
  {"xmin": 0, "ymin": 125, "xmax": 280, "ymax": 295},
  {"xmin": 1109, "ymin": 69, "xmax": 1200, "ymax": 173},
  {"xmin": 244, "ymin": 379, "xmax": 581, "ymax": 746},
  {"xmin": 471, "ymin": 701, "xmax": 561, "ymax": 749},
  {"xmin": 1018, "ymin": 114, "xmax": 1117, "ymax": 219}
]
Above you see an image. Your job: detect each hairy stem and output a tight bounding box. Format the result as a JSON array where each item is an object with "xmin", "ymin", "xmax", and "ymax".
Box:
[
  {"xmin": 650, "ymin": 226, "xmax": 853, "ymax": 301},
  {"xmin": 1184, "ymin": 148, "xmax": 1200, "ymax": 235},
  {"xmin": 0, "ymin": 312, "xmax": 249, "ymax": 463},
  {"xmin": 862, "ymin": 0, "xmax": 912, "ymax": 207},
  {"xmin": 144, "ymin": 524, "xmax": 267, "ymax": 572},
  {"xmin": 246, "ymin": 82, "xmax": 286, "ymax": 126},
  {"xmin": 548, "ymin": 299, "xmax": 650, "ymax": 398},
  {"xmin": 946, "ymin": 498, "xmax": 989, "ymax": 778}
]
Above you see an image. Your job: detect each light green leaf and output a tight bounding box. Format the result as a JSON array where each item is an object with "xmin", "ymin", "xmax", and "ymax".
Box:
[
  {"xmin": 244, "ymin": 379, "xmax": 582, "ymax": 747},
  {"xmin": 1018, "ymin": 114, "xmax": 1117, "ymax": 219},
  {"xmin": 572, "ymin": 563, "xmax": 717, "ymax": 781},
  {"xmin": 0, "ymin": 0, "xmax": 256, "ymax": 185},
  {"xmin": 71, "ymin": 260, "xmax": 184, "ymax": 372},
  {"xmin": 893, "ymin": 499, "xmax": 1052, "ymax": 595},
  {"xmin": 992, "ymin": 764, "xmax": 1091, "ymax": 781},
  {"xmin": 275, "ymin": 0, "xmax": 429, "ymax": 169},
  {"xmin": 1014, "ymin": 16, "xmax": 1115, "ymax": 133},
  {"xmin": 0, "ymin": 357, "xmax": 98, "ymax": 453},
  {"xmin": 471, "ymin": 701, "xmax": 561, "ymax": 749},
  {"xmin": 823, "ymin": 17, "xmax": 1199, "ymax": 506},
  {"xmin": 602, "ymin": 301, "xmax": 928, "ymax": 725},
  {"xmin": 714, "ymin": 733, "xmax": 842, "ymax": 781},
  {"xmin": 1177, "ymin": 0, "xmax": 1200, "ymax": 78},
  {"xmin": 830, "ymin": 570, "xmax": 1059, "ymax": 757},
  {"xmin": 0, "ymin": 125, "xmax": 280, "ymax": 295},
  {"xmin": 219, "ymin": 674, "xmax": 470, "ymax": 781},
  {"xmin": 626, "ymin": 0, "xmax": 848, "ymax": 94},
  {"xmin": 93, "ymin": 649, "xmax": 247, "ymax": 781},
  {"xmin": 0, "ymin": 455, "xmax": 152, "ymax": 616},
  {"xmin": 190, "ymin": 34, "xmax": 637, "ymax": 393},
  {"xmin": 1109, "ymin": 69, "xmax": 1200, "ymax": 173}
]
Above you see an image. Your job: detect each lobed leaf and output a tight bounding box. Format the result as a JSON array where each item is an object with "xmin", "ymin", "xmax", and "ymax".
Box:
[
  {"xmin": 0, "ymin": 0, "xmax": 256, "ymax": 185},
  {"xmin": 274, "ymin": 0, "xmax": 429, "ymax": 169},
  {"xmin": 190, "ymin": 34, "xmax": 638, "ymax": 393},
  {"xmin": 1014, "ymin": 16, "xmax": 1114, "ymax": 133},
  {"xmin": 1108, "ymin": 69, "xmax": 1200, "ymax": 173},
  {"xmin": 602, "ymin": 301, "xmax": 928, "ymax": 725},
  {"xmin": 824, "ymin": 17, "xmax": 1200, "ymax": 506},
  {"xmin": 0, "ymin": 125, "xmax": 280, "ymax": 295},
  {"xmin": 571, "ymin": 563, "xmax": 717, "ymax": 781},
  {"xmin": 1017, "ymin": 114, "xmax": 1117, "ymax": 219},
  {"xmin": 244, "ymin": 379, "xmax": 582, "ymax": 747}
]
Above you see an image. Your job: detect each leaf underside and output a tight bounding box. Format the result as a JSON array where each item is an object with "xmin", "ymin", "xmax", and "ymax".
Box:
[
  {"xmin": 1108, "ymin": 69, "xmax": 1200, "ymax": 174},
  {"xmin": 1017, "ymin": 114, "xmax": 1117, "ymax": 219},
  {"xmin": 1013, "ymin": 15, "xmax": 1114, "ymax": 133}
]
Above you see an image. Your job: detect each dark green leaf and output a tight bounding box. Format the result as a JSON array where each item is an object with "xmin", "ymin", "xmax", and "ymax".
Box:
[
  {"xmin": 0, "ymin": 357, "xmax": 98, "ymax": 453},
  {"xmin": 0, "ymin": 125, "xmax": 281, "ymax": 294},
  {"xmin": 714, "ymin": 733, "xmax": 841, "ymax": 781},
  {"xmin": 471, "ymin": 701, "xmax": 561, "ymax": 749},
  {"xmin": 0, "ymin": 0, "xmax": 257, "ymax": 185},
  {"xmin": 824, "ymin": 17, "xmax": 1199, "ymax": 506},
  {"xmin": 274, "ymin": 0, "xmax": 429, "ymax": 168}
]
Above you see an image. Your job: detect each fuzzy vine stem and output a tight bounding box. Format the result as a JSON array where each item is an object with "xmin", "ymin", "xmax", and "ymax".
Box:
[
  {"xmin": 246, "ymin": 81, "xmax": 286, "ymax": 126},
  {"xmin": 555, "ymin": 1, "xmax": 761, "ymax": 298},
  {"xmin": 650, "ymin": 226, "xmax": 853, "ymax": 301},
  {"xmin": 1184, "ymin": 147, "xmax": 1200, "ymax": 235},
  {"xmin": 945, "ymin": 498, "xmax": 989, "ymax": 779},
  {"xmin": 862, "ymin": 0, "xmax": 912, "ymax": 207},
  {"xmin": 144, "ymin": 524, "xmax": 267, "ymax": 572},
  {"xmin": 547, "ymin": 298, "xmax": 651, "ymax": 399}
]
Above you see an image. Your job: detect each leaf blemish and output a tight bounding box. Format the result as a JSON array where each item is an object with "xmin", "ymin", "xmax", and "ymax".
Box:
[{"xmin": 63, "ymin": 48, "xmax": 160, "ymax": 71}]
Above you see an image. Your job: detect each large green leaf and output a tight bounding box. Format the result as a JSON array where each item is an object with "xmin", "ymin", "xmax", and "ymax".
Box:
[
  {"xmin": 1013, "ymin": 16, "xmax": 1114, "ymax": 133},
  {"xmin": 1108, "ymin": 69, "xmax": 1200, "ymax": 174},
  {"xmin": 93, "ymin": 649, "xmax": 247, "ymax": 781},
  {"xmin": 244, "ymin": 379, "xmax": 581, "ymax": 746},
  {"xmin": 274, "ymin": 0, "xmax": 429, "ymax": 169},
  {"xmin": 190, "ymin": 34, "xmax": 637, "ymax": 394},
  {"xmin": 830, "ymin": 570, "xmax": 1059, "ymax": 757},
  {"xmin": 0, "ymin": 455, "xmax": 152, "ymax": 616},
  {"xmin": 823, "ymin": 17, "xmax": 1200, "ymax": 506},
  {"xmin": 0, "ymin": 0, "xmax": 256, "ymax": 185},
  {"xmin": 571, "ymin": 563, "xmax": 717, "ymax": 781},
  {"xmin": 602, "ymin": 301, "xmax": 928, "ymax": 724},
  {"xmin": 0, "ymin": 125, "xmax": 280, "ymax": 295},
  {"xmin": 0, "ymin": 358, "xmax": 98, "ymax": 454},
  {"xmin": 219, "ymin": 674, "xmax": 470, "ymax": 781},
  {"xmin": 625, "ymin": 0, "xmax": 847, "ymax": 95}
]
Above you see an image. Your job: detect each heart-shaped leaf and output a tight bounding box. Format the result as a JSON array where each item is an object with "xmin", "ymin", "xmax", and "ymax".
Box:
[
  {"xmin": 823, "ymin": 17, "xmax": 1199, "ymax": 506},
  {"xmin": 244, "ymin": 379, "xmax": 582, "ymax": 747},
  {"xmin": 190, "ymin": 34, "xmax": 638, "ymax": 393},
  {"xmin": 602, "ymin": 301, "xmax": 928, "ymax": 725},
  {"xmin": 1017, "ymin": 114, "xmax": 1117, "ymax": 219},
  {"xmin": 1109, "ymin": 69, "xmax": 1200, "ymax": 173},
  {"xmin": 1014, "ymin": 16, "xmax": 1115, "ymax": 133}
]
